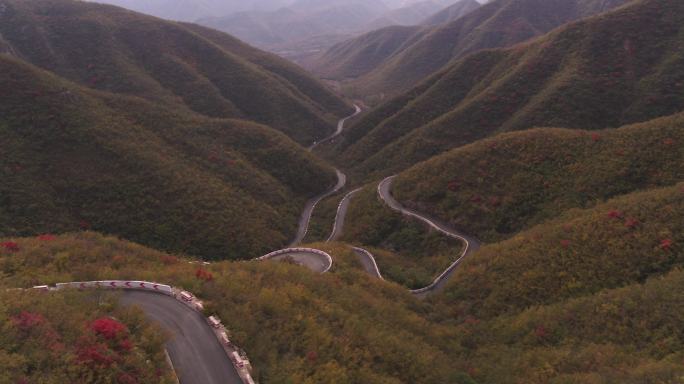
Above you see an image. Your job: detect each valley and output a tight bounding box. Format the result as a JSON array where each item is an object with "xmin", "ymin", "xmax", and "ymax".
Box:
[{"xmin": 1, "ymin": 0, "xmax": 683, "ymax": 383}]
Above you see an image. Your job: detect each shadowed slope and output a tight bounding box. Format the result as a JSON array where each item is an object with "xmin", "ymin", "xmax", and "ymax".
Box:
[{"xmin": 0, "ymin": 0, "xmax": 351, "ymax": 144}]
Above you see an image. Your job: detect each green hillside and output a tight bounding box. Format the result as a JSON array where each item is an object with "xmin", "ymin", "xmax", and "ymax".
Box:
[
  {"xmin": 312, "ymin": 0, "xmax": 630, "ymax": 98},
  {"xmin": 340, "ymin": 185, "xmax": 463, "ymax": 289},
  {"xmin": 393, "ymin": 113, "xmax": 684, "ymax": 242},
  {"xmin": 0, "ymin": 54, "xmax": 337, "ymax": 260},
  {"xmin": 340, "ymin": 0, "xmax": 684, "ymax": 179},
  {"xmin": 434, "ymin": 182, "xmax": 683, "ymax": 319},
  {"xmin": 0, "ymin": 232, "xmax": 474, "ymax": 384},
  {"xmin": 2, "ymin": 219, "xmax": 683, "ymax": 383},
  {"xmin": 0, "ymin": 0, "xmax": 351, "ymax": 144}
]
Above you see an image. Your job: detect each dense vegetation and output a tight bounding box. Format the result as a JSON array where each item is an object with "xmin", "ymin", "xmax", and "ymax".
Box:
[
  {"xmin": 312, "ymin": 0, "xmax": 629, "ymax": 98},
  {"xmin": 2, "ymin": 201, "xmax": 682, "ymax": 383},
  {"xmin": 0, "ymin": 54, "xmax": 338, "ymax": 260},
  {"xmin": 341, "ymin": 185, "xmax": 463, "ymax": 288},
  {"xmin": 434, "ymin": 182, "xmax": 684, "ymax": 319},
  {"xmin": 338, "ymin": 0, "xmax": 684, "ymax": 180},
  {"xmin": 393, "ymin": 113, "xmax": 684, "ymax": 242},
  {"xmin": 0, "ymin": 289, "xmax": 173, "ymax": 383},
  {"xmin": 0, "ymin": 0, "xmax": 351, "ymax": 144},
  {"xmin": 0, "ymin": 232, "xmax": 476, "ymax": 384}
]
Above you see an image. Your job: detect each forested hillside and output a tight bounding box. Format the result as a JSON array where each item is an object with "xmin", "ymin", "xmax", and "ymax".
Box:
[
  {"xmin": 312, "ymin": 0, "xmax": 630, "ymax": 98},
  {"xmin": 393, "ymin": 113, "xmax": 684, "ymax": 242},
  {"xmin": 2, "ymin": 225, "xmax": 682, "ymax": 383},
  {"xmin": 0, "ymin": 0, "xmax": 351, "ymax": 144},
  {"xmin": 339, "ymin": 0, "xmax": 684, "ymax": 180},
  {"xmin": 0, "ymin": 54, "xmax": 337, "ymax": 260}
]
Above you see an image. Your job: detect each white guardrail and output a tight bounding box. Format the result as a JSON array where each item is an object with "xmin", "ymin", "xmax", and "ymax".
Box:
[
  {"xmin": 32, "ymin": 281, "xmax": 257, "ymax": 384},
  {"xmin": 257, "ymin": 248, "xmax": 333, "ymax": 273}
]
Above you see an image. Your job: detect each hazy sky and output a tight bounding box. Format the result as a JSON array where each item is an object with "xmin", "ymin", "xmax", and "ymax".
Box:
[{"xmin": 88, "ymin": 0, "xmax": 480, "ymax": 22}]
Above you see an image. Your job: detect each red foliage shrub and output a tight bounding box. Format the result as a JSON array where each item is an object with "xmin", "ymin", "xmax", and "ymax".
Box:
[
  {"xmin": 447, "ymin": 180, "xmax": 461, "ymax": 192},
  {"xmin": 560, "ymin": 240, "xmax": 571, "ymax": 248},
  {"xmin": 1, "ymin": 241, "xmax": 20, "ymax": 252},
  {"xmin": 663, "ymin": 138, "xmax": 675, "ymax": 146},
  {"xmin": 607, "ymin": 210, "xmax": 623, "ymax": 219},
  {"xmin": 91, "ymin": 318, "xmax": 127, "ymax": 340},
  {"xmin": 37, "ymin": 234, "xmax": 56, "ymax": 241},
  {"xmin": 12, "ymin": 311, "xmax": 46, "ymax": 330},
  {"xmin": 534, "ymin": 325, "xmax": 548, "ymax": 339},
  {"xmin": 470, "ymin": 195, "xmax": 483, "ymax": 204},
  {"xmin": 118, "ymin": 339, "xmax": 133, "ymax": 352},
  {"xmin": 117, "ymin": 373, "xmax": 138, "ymax": 384},
  {"xmin": 624, "ymin": 218, "xmax": 640, "ymax": 229},
  {"xmin": 160, "ymin": 255, "xmax": 179, "ymax": 265},
  {"xmin": 79, "ymin": 220, "xmax": 91, "ymax": 230},
  {"xmin": 195, "ymin": 268, "xmax": 214, "ymax": 282},
  {"xmin": 660, "ymin": 239, "xmax": 673, "ymax": 251},
  {"xmin": 306, "ymin": 351, "xmax": 318, "ymax": 363},
  {"xmin": 591, "ymin": 133, "xmax": 601, "ymax": 142},
  {"xmin": 76, "ymin": 343, "xmax": 115, "ymax": 367}
]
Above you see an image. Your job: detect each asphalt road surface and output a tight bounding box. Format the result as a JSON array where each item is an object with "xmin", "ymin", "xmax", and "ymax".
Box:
[
  {"xmin": 374, "ymin": 176, "xmax": 482, "ymax": 295},
  {"xmin": 290, "ymin": 105, "xmax": 361, "ymax": 247},
  {"xmin": 308, "ymin": 104, "xmax": 362, "ymax": 151},
  {"xmin": 269, "ymin": 251, "xmax": 331, "ymax": 273},
  {"xmin": 327, "ymin": 188, "xmax": 362, "ymax": 242},
  {"xmin": 352, "ymin": 247, "xmax": 383, "ymax": 279},
  {"xmin": 290, "ymin": 169, "xmax": 346, "ymax": 246},
  {"xmin": 119, "ymin": 291, "xmax": 243, "ymax": 384}
]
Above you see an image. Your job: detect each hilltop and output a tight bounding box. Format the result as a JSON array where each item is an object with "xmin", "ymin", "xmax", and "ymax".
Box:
[
  {"xmin": 312, "ymin": 0, "xmax": 630, "ymax": 98},
  {"xmin": 0, "ymin": 0, "xmax": 351, "ymax": 145},
  {"xmin": 339, "ymin": 0, "xmax": 684, "ymax": 179}
]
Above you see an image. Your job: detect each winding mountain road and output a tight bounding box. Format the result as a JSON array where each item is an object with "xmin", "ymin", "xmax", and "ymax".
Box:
[
  {"xmin": 289, "ymin": 169, "xmax": 346, "ymax": 246},
  {"xmin": 308, "ymin": 104, "xmax": 362, "ymax": 151},
  {"xmin": 267, "ymin": 103, "xmax": 480, "ymax": 295},
  {"xmin": 327, "ymin": 188, "xmax": 362, "ymax": 242},
  {"xmin": 375, "ymin": 176, "xmax": 481, "ymax": 295},
  {"xmin": 120, "ymin": 291, "xmax": 243, "ymax": 384}
]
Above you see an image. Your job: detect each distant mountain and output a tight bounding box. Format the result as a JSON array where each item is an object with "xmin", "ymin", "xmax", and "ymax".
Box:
[
  {"xmin": 198, "ymin": 0, "xmax": 391, "ymax": 49},
  {"xmin": 421, "ymin": 0, "xmax": 480, "ymax": 25},
  {"xmin": 339, "ymin": 0, "xmax": 684, "ymax": 180},
  {"xmin": 0, "ymin": 0, "xmax": 354, "ymax": 259},
  {"xmin": 311, "ymin": 0, "xmax": 631, "ymax": 98},
  {"xmin": 366, "ymin": 0, "xmax": 459, "ymax": 30},
  {"xmin": 0, "ymin": 0, "xmax": 351, "ymax": 145},
  {"xmin": 82, "ymin": 0, "xmax": 298, "ymax": 22}
]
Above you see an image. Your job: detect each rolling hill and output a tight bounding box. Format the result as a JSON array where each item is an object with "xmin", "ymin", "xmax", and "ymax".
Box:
[
  {"xmin": 0, "ymin": 51, "xmax": 337, "ymax": 260},
  {"xmin": 339, "ymin": 0, "xmax": 684, "ymax": 179},
  {"xmin": 312, "ymin": 0, "xmax": 631, "ymax": 98},
  {"xmin": 0, "ymin": 0, "xmax": 351, "ymax": 145},
  {"xmin": 393, "ymin": 113, "xmax": 684, "ymax": 242}
]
